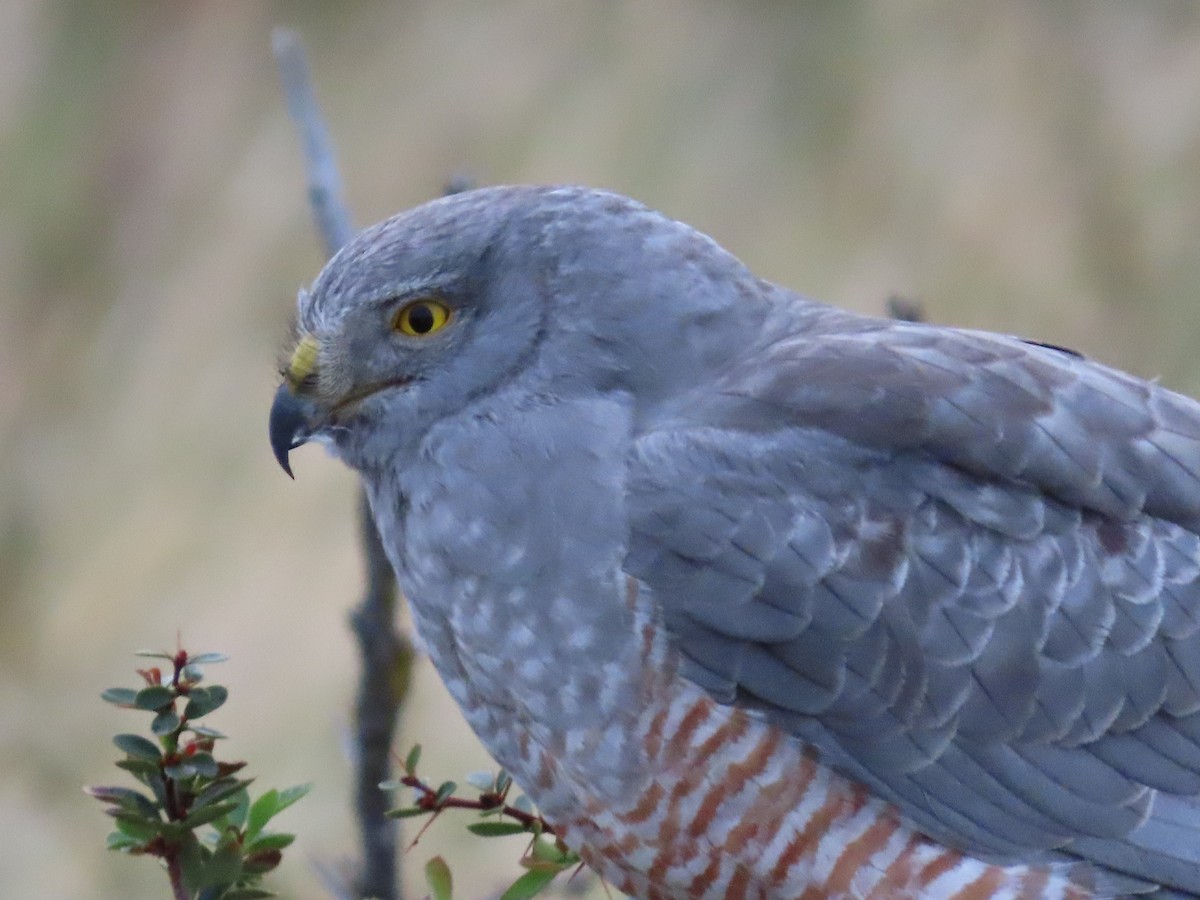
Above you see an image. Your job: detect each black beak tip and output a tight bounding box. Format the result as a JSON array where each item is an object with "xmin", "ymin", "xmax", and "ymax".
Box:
[
  {"xmin": 269, "ymin": 383, "xmax": 311, "ymax": 479},
  {"xmin": 275, "ymin": 445, "xmax": 296, "ymax": 480}
]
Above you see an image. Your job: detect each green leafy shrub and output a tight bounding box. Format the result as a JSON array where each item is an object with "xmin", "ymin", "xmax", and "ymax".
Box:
[
  {"xmin": 87, "ymin": 648, "xmax": 310, "ymax": 900},
  {"xmin": 383, "ymin": 744, "xmax": 585, "ymax": 899}
]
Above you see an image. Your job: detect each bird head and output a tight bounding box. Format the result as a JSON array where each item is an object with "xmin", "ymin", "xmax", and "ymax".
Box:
[
  {"xmin": 270, "ymin": 185, "xmax": 553, "ymax": 477},
  {"xmin": 270, "ymin": 185, "xmax": 767, "ymax": 477}
]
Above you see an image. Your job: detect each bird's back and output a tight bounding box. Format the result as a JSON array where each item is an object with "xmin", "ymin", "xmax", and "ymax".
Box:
[{"xmin": 623, "ymin": 303, "xmax": 1200, "ymax": 896}]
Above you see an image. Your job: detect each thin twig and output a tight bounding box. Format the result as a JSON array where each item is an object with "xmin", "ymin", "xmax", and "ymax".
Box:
[
  {"xmin": 273, "ymin": 27, "xmax": 410, "ymax": 900},
  {"xmin": 400, "ymin": 774, "xmax": 557, "ymax": 836},
  {"xmin": 272, "ymin": 28, "xmax": 355, "ymax": 253},
  {"xmin": 349, "ymin": 492, "xmax": 411, "ymax": 900}
]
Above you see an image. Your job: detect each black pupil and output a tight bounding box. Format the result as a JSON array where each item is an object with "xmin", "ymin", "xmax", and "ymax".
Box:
[{"xmin": 408, "ymin": 304, "xmax": 435, "ymax": 333}]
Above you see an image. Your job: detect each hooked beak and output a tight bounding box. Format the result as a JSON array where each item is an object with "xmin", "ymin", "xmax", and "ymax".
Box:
[
  {"xmin": 269, "ymin": 382, "xmax": 316, "ymax": 478},
  {"xmin": 269, "ymin": 331, "xmax": 413, "ymax": 477}
]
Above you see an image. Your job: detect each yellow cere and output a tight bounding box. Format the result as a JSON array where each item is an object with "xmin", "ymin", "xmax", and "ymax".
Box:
[{"xmin": 286, "ymin": 333, "xmax": 321, "ymax": 389}]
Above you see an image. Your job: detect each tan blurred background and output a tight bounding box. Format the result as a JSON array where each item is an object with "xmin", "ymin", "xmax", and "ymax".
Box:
[{"xmin": 3, "ymin": 2, "xmax": 1200, "ymax": 897}]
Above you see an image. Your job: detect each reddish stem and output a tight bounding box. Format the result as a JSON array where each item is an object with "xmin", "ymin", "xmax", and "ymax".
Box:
[
  {"xmin": 166, "ymin": 851, "xmax": 189, "ymax": 900},
  {"xmin": 399, "ymin": 775, "xmax": 556, "ymax": 835}
]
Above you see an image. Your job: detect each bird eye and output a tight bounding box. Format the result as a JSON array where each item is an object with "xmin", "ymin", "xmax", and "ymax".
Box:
[{"xmin": 393, "ymin": 299, "xmax": 452, "ymax": 337}]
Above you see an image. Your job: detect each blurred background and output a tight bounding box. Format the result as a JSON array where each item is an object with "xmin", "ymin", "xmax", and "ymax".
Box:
[{"xmin": 3, "ymin": 2, "xmax": 1200, "ymax": 897}]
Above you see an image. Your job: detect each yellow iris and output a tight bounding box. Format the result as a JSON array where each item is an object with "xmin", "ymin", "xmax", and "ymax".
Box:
[{"xmin": 394, "ymin": 299, "xmax": 452, "ymax": 336}]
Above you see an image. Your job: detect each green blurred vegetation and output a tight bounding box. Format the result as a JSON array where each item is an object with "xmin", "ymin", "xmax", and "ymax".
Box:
[{"xmin": 2, "ymin": 2, "xmax": 1199, "ymax": 897}]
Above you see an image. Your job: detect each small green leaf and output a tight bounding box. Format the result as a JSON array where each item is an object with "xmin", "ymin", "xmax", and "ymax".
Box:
[
  {"xmin": 496, "ymin": 769, "xmax": 512, "ymax": 795},
  {"xmin": 101, "ymin": 687, "xmax": 139, "ymax": 706},
  {"xmin": 123, "ymin": 797, "xmax": 162, "ymax": 820},
  {"xmin": 192, "ymin": 778, "xmax": 252, "ymax": 813},
  {"xmin": 188, "ymin": 652, "xmax": 229, "ymax": 665},
  {"xmin": 184, "ymin": 800, "xmax": 239, "ymax": 828},
  {"xmin": 188, "ymin": 752, "xmax": 219, "ymax": 778},
  {"xmin": 144, "ymin": 771, "xmax": 168, "ymax": 807},
  {"xmin": 467, "ymin": 821, "xmax": 529, "ymax": 837},
  {"xmin": 193, "ymin": 838, "xmax": 243, "ymax": 889},
  {"xmin": 114, "ymin": 758, "xmax": 160, "ymax": 779},
  {"xmin": 530, "ymin": 835, "xmax": 568, "ymax": 864},
  {"xmin": 113, "ymin": 733, "xmax": 162, "ymax": 761},
  {"xmin": 182, "ymin": 688, "xmax": 208, "ymax": 719},
  {"xmin": 404, "ymin": 743, "xmax": 422, "ymax": 776},
  {"xmin": 384, "ymin": 806, "xmax": 428, "ymax": 819},
  {"xmin": 188, "ymin": 724, "xmax": 227, "ymax": 739},
  {"xmin": 246, "ymin": 789, "xmax": 279, "ymax": 841},
  {"xmin": 498, "ymin": 867, "xmax": 559, "ymax": 900},
  {"xmin": 134, "ymin": 685, "xmax": 175, "ymax": 710},
  {"xmin": 466, "ymin": 771, "xmax": 495, "ymax": 791},
  {"xmin": 113, "ymin": 814, "xmax": 163, "ymax": 841},
  {"xmin": 518, "ymin": 859, "xmax": 564, "ymax": 872},
  {"xmin": 85, "ymin": 785, "xmax": 161, "ymax": 819},
  {"xmin": 151, "ymin": 708, "xmax": 181, "ymax": 736},
  {"xmin": 246, "ymin": 832, "xmax": 295, "ymax": 853},
  {"xmin": 218, "ymin": 786, "xmax": 251, "ymax": 830},
  {"xmin": 105, "ymin": 831, "xmax": 146, "ymax": 852},
  {"xmin": 164, "ymin": 761, "xmax": 196, "ymax": 780},
  {"xmin": 85, "ymin": 785, "xmax": 137, "ymax": 804},
  {"xmin": 425, "ymin": 856, "xmax": 453, "ymax": 900},
  {"xmin": 434, "ymin": 781, "xmax": 457, "ymax": 805},
  {"xmin": 184, "ymin": 684, "xmax": 229, "ymax": 719},
  {"xmin": 274, "ymin": 783, "xmax": 311, "ymax": 815},
  {"xmin": 240, "ymin": 784, "xmax": 307, "ymax": 847}
]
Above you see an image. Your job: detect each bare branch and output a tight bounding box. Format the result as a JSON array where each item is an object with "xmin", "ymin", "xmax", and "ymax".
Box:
[
  {"xmin": 348, "ymin": 491, "xmax": 411, "ymax": 900},
  {"xmin": 273, "ymin": 27, "xmax": 409, "ymax": 900},
  {"xmin": 273, "ymin": 27, "xmax": 355, "ymax": 255}
]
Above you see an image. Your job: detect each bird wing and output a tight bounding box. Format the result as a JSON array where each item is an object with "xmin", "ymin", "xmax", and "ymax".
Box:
[{"xmin": 624, "ymin": 311, "xmax": 1200, "ymax": 888}]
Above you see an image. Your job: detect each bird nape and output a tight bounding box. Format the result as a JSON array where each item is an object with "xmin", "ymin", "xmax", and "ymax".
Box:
[{"xmin": 270, "ymin": 185, "xmax": 1200, "ymax": 899}]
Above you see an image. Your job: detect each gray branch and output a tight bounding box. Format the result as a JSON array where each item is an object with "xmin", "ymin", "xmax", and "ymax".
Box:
[
  {"xmin": 273, "ymin": 28, "xmax": 356, "ymax": 254},
  {"xmin": 273, "ymin": 27, "xmax": 409, "ymax": 900}
]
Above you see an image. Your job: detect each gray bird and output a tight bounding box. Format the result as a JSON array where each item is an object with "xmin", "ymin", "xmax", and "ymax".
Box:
[{"xmin": 270, "ymin": 185, "xmax": 1200, "ymax": 898}]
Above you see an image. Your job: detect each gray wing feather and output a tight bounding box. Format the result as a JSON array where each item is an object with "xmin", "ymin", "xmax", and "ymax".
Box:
[
  {"xmin": 1073, "ymin": 795, "xmax": 1200, "ymax": 896},
  {"xmin": 626, "ymin": 311, "xmax": 1200, "ymax": 891}
]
